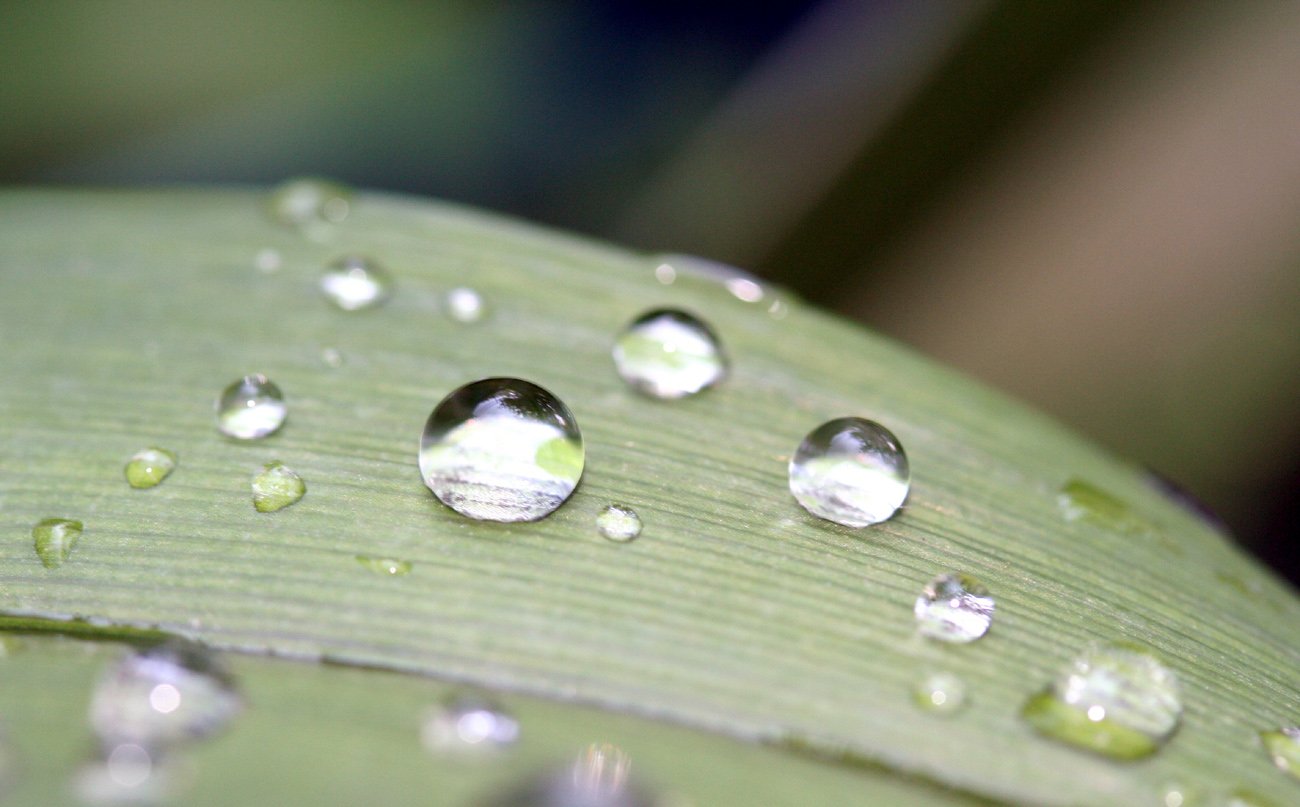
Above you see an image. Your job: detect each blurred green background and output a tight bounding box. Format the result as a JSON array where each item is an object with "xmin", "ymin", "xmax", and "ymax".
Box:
[{"xmin": 2, "ymin": 0, "xmax": 1297, "ymax": 580}]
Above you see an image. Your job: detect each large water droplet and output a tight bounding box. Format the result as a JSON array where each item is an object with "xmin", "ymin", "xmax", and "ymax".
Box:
[
  {"xmin": 33, "ymin": 517, "xmax": 83, "ymax": 568},
  {"xmin": 215, "ymin": 375, "xmax": 287, "ymax": 440},
  {"xmin": 355, "ymin": 555, "xmax": 412, "ymax": 576},
  {"xmin": 419, "ymin": 378, "xmax": 584, "ymax": 522},
  {"xmin": 596, "ymin": 505, "xmax": 642, "ymax": 543},
  {"xmin": 124, "ymin": 448, "xmax": 177, "ymax": 490},
  {"xmin": 251, "ymin": 461, "xmax": 306, "ymax": 513},
  {"xmin": 320, "ymin": 256, "xmax": 390, "ymax": 311},
  {"xmin": 914, "ymin": 573, "xmax": 994, "ymax": 643},
  {"xmin": 611, "ymin": 309, "xmax": 726, "ymax": 399},
  {"xmin": 788, "ymin": 417, "xmax": 909, "ymax": 527},
  {"xmin": 1260, "ymin": 727, "xmax": 1300, "ymax": 781},
  {"xmin": 1022, "ymin": 644, "xmax": 1182, "ymax": 759},
  {"xmin": 421, "ymin": 696, "xmax": 519, "ymax": 753},
  {"xmin": 912, "ymin": 671, "xmax": 967, "ymax": 716},
  {"xmin": 445, "ymin": 287, "xmax": 488, "ymax": 323},
  {"xmin": 267, "ymin": 178, "xmax": 351, "ymax": 226},
  {"xmin": 89, "ymin": 641, "xmax": 242, "ymax": 748}
]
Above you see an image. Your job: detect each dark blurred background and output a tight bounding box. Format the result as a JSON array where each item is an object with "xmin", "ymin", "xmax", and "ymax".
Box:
[{"xmin": 3, "ymin": 0, "xmax": 1297, "ymax": 582}]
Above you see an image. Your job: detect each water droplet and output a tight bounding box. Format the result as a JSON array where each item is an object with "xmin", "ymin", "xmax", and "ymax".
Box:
[
  {"xmin": 251, "ymin": 461, "xmax": 305, "ymax": 513},
  {"xmin": 89, "ymin": 641, "xmax": 242, "ymax": 747},
  {"xmin": 215, "ymin": 375, "xmax": 287, "ymax": 440},
  {"xmin": 419, "ymin": 378, "xmax": 584, "ymax": 522},
  {"xmin": 1022, "ymin": 644, "xmax": 1182, "ymax": 759},
  {"xmin": 1059, "ymin": 479, "xmax": 1157, "ymax": 536},
  {"xmin": 653, "ymin": 263, "xmax": 676, "ymax": 285},
  {"xmin": 253, "ymin": 248, "xmax": 282, "ymax": 273},
  {"xmin": 1162, "ymin": 785, "xmax": 1190, "ymax": 807},
  {"xmin": 612, "ymin": 309, "xmax": 726, "ymax": 399},
  {"xmin": 355, "ymin": 555, "xmax": 412, "ymax": 576},
  {"xmin": 74, "ymin": 743, "xmax": 186, "ymax": 805},
  {"xmin": 124, "ymin": 448, "xmax": 177, "ymax": 489},
  {"xmin": 422, "ymin": 696, "xmax": 519, "ymax": 753},
  {"xmin": 788, "ymin": 417, "xmax": 909, "ymax": 527},
  {"xmin": 914, "ymin": 573, "xmax": 994, "ymax": 643},
  {"xmin": 320, "ymin": 347, "xmax": 344, "ymax": 367},
  {"xmin": 267, "ymin": 178, "xmax": 351, "ymax": 226},
  {"xmin": 320, "ymin": 256, "xmax": 390, "ymax": 311},
  {"xmin": 1260, "ymin": 727, "xmax": 1300, "ymax": 780},
  {"xmin": 596, "ymin": 505, "xmax": 642, "ymax": 542},
  {"xmin": 912, "ymin": 672, "xmax": 967, "ymax": 715},
  {"xmin": 446, "ymin": 287, "xmax": 488, "ymax": 323},
  {"xmin": 33, "ymin": 517, "xmax": 83, "ymax": 568}
]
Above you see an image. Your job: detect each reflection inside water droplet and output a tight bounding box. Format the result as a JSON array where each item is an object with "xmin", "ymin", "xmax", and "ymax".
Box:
[
  {"xmin": 612, "ymin": 309, "xmax": 726, "ymax": 399},
  {"xmin": 596, "ymin": 505, "xmax": 642, "ymax": 542},
  {"xmin": 422, "ymin": 696, "xmax": 519, "ymax": 753},
  {"xmin": 215, "ymin": 375, "xmax": 286, "ymax": 440},
  {"xmin": 788, "ymin": 417, "xmax": 909, "ymax": 527},
  {"xmin": 320, "ymin": 256, "xmax": 390, "ymax": 311},
  {"xmin": 914, "ymin": 573, "xmax": 994, "ymax": 643}
]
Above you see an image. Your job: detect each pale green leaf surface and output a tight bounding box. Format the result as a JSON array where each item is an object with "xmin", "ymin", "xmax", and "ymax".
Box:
[{"xmin": 0, "ymin": 189, "xmax": 1298, "ymax": 804}]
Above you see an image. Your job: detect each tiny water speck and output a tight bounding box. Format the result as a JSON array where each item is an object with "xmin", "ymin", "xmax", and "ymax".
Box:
[
  {"xmin": 320, "ymin": 256, "xmax": 390, "ymax": 311},
  {"xmin": 1022, "ymin": 644, "xmax": 1182, "ymax": 759},
  {"xmin": 597, "ymin": 505, "xmax": 642, "ymax": 542},
  {"xmin": 912, "ymin": 672, "xmax": 967, "ymax": 716},
  {"xmin": 355, "ymin": 555, "xmax": 412, "ymax": 576},
  {"xmin": 419, "ymin": 378, "xmax": 584, "ymax": 522},
  {"xmin": 612, "ymin": 309, "xmax": 726, "ymax": 399},
  {"xmin": 915, "ymin": 573, "xmax": 994, "ymax": 643},
  {"xmin": 216, "ymin": 375, "xmax": 286, "ymax": 440},
  {"xmin": 251, "ymin": 461, "xmax": 306, "ymax": 513},
  {"xmin": 446, "ymin": 287, "xmax": 487, "ymax": 323},
  {"xmin": 267, "ymin": 178, "xmax": 351, "ymax": 226},
  {"xmin": 32, "ymin": 517, "xmax": 83, "ymax": 568},
  {"xmin": 422, "ymin": 696, "xmax": 519, "ymax": 753},
  {"xmin": 788, "ymin": 417, "xmax": 909, "ymax": 527},
  {"xmin": 124, "ymin": 448, "xmax": 177, "ymax": 489},
  {"xmin": 74, "ymin": 743, "xmax": 181, "ymax": 805},
  {"xmin": 253, "ymin": 248, "xmax": 282, "ymax": 273},
  {"xmin": 1260, "ymin": 727, "xmax": 1300, "ymax": 780},
  {"xmin": 89, "ymin": 641, "xmax": 242, "ymax": 747},
  {"xmin": 321, "ymin": 347, "xmax": 344, "ymax": 367}
]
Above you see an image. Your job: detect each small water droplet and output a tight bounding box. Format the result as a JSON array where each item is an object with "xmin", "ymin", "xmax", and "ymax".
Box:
[
  {"xmin": 251, "ymin": 461, "xmax": 305, "ymax": 513},
  {"xmin": 32, "ymin": 517, "xmax": 83, "ymax": 568},
  {"xmin": 1162, "ymin": 785, "xmax": 1190, "ymax": 807},
  {"xmin": 445, "ymin": 287, "xmax": 488, "ymax": 323},
  {"xmin": 320, "ymin": 256, "xmax": 390, "ymax": 311},
  {"xmin": 653, "ymin": 263, "xmax": 676, "ymax": 285},
  {"xmin": 320, "ymin": 347, "xmax": 344, "ymax": 367},
  {"xmin": 253, "ymin": 248, "xmax": 282, "ymax": 273},
  {"xmin": 612, "ymin": 309, "xmax": 726, "ymax": 399},
  {"xmin": 267, "ymin": 178, "xmax": 351, "ymax": 227},
  {"xmin": 1059, "ymin": 479, "xmax": 1157, "ymax": 536},
  {"xmin": 766, "ymin": 298, "xmax": 789, "ymax": 319},
  {"xmin": 912, "ymin": 672, "xmax": 967, "ymax": 715},
  {"xmin": 73, "ymin": 743, "xmax": 189, "ymax": 806},
  {"xmin": 89, "ymin": 641, "xmax": 242, "ymax": 747},
  {"xmin": 124, "ymin": 448, "xmax": 177, "ymax": 489},
  {"xmin": 788, "ymin": 417, "xmax": 909, "ymax": 527},
  {"xmin": 422, "ymin": 696, "xmax": 519, "ymax": 753},
  {"xmin": 596, "ymin": 505, "xmax": 642, "ymax": 542},
  {"xmin": 419, "ymin": 378, "xmax": 584, "ymax": 522},
  {"xmin": 1260, "ymin": 727, "xmax": 1300, "ymax": 780},
  {"xmin": 1022, "ymin": 644, "xmax": 1182, "ymax": 759},
  {"xmin": 355, "ymin": 555, "xmax": 412, "ymax": 576},
  {"xmin": 914, "ymin": 573, "xmax": 994, "ymax": 643},
  {"xmin": 215, "ymin": 375, "xmax": 287, "ymax": 440},
  {"xmin": 724, "ymin": 277, "xmax": 764, "ymax": 303}
]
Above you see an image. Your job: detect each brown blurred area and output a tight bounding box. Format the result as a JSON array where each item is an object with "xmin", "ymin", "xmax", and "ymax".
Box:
[{"xmin": 2, "ymin": 1, "xmax": 1297, "ymax": 579}]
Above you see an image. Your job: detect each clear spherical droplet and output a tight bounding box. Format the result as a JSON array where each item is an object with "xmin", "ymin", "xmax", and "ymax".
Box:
[
  {"xmin": 788, "ymin": 417, "xmax": 909, "ymax": 527},
  {"xmin": 124, "ymin": 448, "xmax": 177, "ymax": 490},
  {"xmin": 915, "ymin": 573, "xmax": 994, "ymax": 643},
  {"xmin": 320, "ymin": 256, "xmax": 390, "ymax": 311},
  {"xmin": 419, "ymin": 378, "xmax": 584, "ymax": 522},
  {"xmin": 89, "ymin": 641, "xmax": 242, "ymax": 748},
  {"xmin": 251, "ymin": 461, "xmax": 306, "ymax": 513},
  {"xmin": 267, "ymin": 178, "xmax": 351, "ymax": 227},
  {"xmin": 912, "ymin": 672, "xmax": 967, "ymax": 716},
  {"xmin": 1261, "ymin": 727, "xmax": 1300, "ymax": 781},
  {"xmin": 32, "ymin": 517, "xmax": 83, "ymax": 569},
  {"xmin": 596, "ymin": 505, "xmax": 642, "ymax": 542},
  {"xmin": 1022, "ymin": 644, "xmax": 1182, "ymax": 759},
  {"xmin": 215, "ymin": 375, "xmax": 287, "ymax": 440},
  {"xmin": 612, "ymin": 309, "xmax": 726, "ymax": 399},
  {"xmin": 422, "ymin": 696, "xmax": 519, "ymax": 754},
  {"xmin": 446, "ymin": 287, "xmax": 488, "ymax": 323}
]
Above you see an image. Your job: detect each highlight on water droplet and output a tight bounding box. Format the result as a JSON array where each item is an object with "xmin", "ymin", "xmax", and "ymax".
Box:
[
  {"xmin": 445, "ymin": 286, "xmax": 488, "ymax": 323},
  {"xmin": 914, "ymin": 573, "xmax": 994, "ymax": 643},
  {"xmin": 788, "ymin": 417, "xmax": 909, "ymax": 527},
  {"xmin": 32, "ymin": 517, "xmax": 83, "ymax": 569},
  {"xmin": 1021, "ymin": 643, "xmax": 1182, "ymax": 759},
  {"xmin": 215, "ymin": 374, "xmax": 287, "ymax": 440},
  {"xmin": 612, "ymin": 309, "xmax": 726, "ymax": 399},
  {"xmin": 251, "ymin": 461, "xmax": 306, "ymax": 513},
  {"xmin": 912, "ymin": 671, "xmax": 967, "ymax": 716},
  {"xmin": 419, "ymin": 378, "xmax": 584, "ymax": 522},
  {"xmin": 124, "ymin": 447, "xmax": 177, "ymax": 489},
  {"xmin": 320, "ymin": 255, "xmax": 390, "ymax": 311},
  {"xmin": 1058, "ymin": 479, "xmax": 1157, "ymax": 536},
  {"xmin": 1260, "ymin": 727, "xmax": 1300, "ymax": 781},
  {"xmin": 422, "ymin": 696, "xmax": 520, "ymax": 754},
  {"xmin": 355, "ymin": 555, "xmax": 412, "ymax": 576},
  {"xmin": 596, "ymin": 505, "xmax": 642, "ymax": 543},
  {"xmin": 267, "ymin": 177, "xmax": 352, "ymax": 227},
  {"xmin": 73, "ymin": 743, "xmax": 184, "ymax": 805},
  {"xmin": 89, "ymin": 640, "xmax": 242, "ymax": 748}
]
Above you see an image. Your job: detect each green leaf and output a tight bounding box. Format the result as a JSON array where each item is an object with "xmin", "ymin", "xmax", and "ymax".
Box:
[{"xmin": 1, "ymin": 188, "xmax": 1298, "ymax": 805}]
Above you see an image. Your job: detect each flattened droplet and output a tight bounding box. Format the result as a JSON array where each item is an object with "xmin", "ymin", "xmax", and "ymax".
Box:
[
  {"xmin": 914, "ymin": 573, "xmax": 994, "ymax": 643},
  {"xmin": 419, "ymin": 378, "xmax": 584, "ymax": 522},
  {"xmin": 1058, "ymin": 479, "xmax": 1158, "ymax": 536},
  {"xmin": 320, "ymin": 256, "xmax": 390, "ymax": 311},
  {"xmin": 32, "ymin": 518, "xmax": 83, "ymax": 568},
  {"xmin": 251, "ymin": 461, "xmax": 306, "ymax": 513},
  {"xmin": 422, "ymin": 696, "xmax": 519, "ymax": 753},
  {"xmin": 788, "ymin": 417, "xmax": 909, "ymax": 527},
  {"xmin": 1260, "ymin": 727, "xmax": 1300, "ymax": 781},
  {"xmin": 612, "ymin": 310, "xmax": 726, "ymax": 399},
  {"xmin": 355, "ymin": 555, "xmax": 412, "ymax": 576},
  {"xmin": 215, "ymin": 375, "xmax": 287, "ymax": 440},
  {"xmin": 124, "ymin": 448, "xmax": 177, "ymax": 489},
  {"xmin": 596, "ymin": 505, "xmax": 642, "ymax": 542}
]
